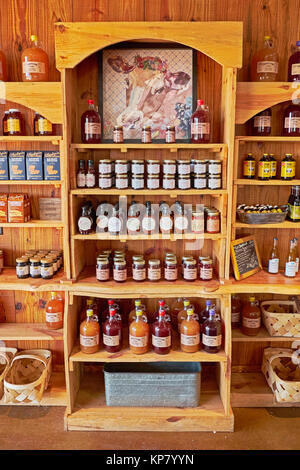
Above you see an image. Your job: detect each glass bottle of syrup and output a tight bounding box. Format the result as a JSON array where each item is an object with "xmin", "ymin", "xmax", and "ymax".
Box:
[
  {"xmin": 45, "ymin": 292, "xmax": 64, "ymax": 330},
  {"xmin": 288, "ymin": 41, "xmax": 300, "ymax": 81},
  {"xmin": 81, "ymin": 99, "xmax": 101, "ymax": 144},
  {"xmin": 241, "ymin": 297, "xmax": 261, "ymax": 336},
  {"xmin": 258, "ymin": 153, "xmax": 271, "ymax": 180},
  {"xmin": 0, "ymin": 48, "xmax": 7, "ymax": 81},
  {"xmin": 288, "ymin": 186, "xmax": 300, "ymax": 222},
  {"xmin": 80, "ymin": 309, "xmax": 100, "ymax": 354},
  {"xmin": 243, "ymin": 153, "xmax": 256, "ymax": 179},
  {"xmin": 251, "ymin": 35, "xmax": 279, "ymax": 81},
  {"xmin": 102, "ymin": 307, "xmax": 122, "ymax": 353},
  {"xmin": 77, "ymin": 160, "xmax": 86, "ymax": 188},
  {"xmin": 154, "ymin": 299, "xmax": 171, "ymax": 323},
  {"xmin": 128, "ymin": 299, "xmax": 147, "ymax": 324},
  {"xmin": 252, "ymin": 108, "xmax": 271, "ymax": 136},
  {"xmin": 283, "ymin": 104, "xmax": 300, "ymax": 136},
  {"xmin": 177, "ymin": 299, "xmax": 192, "ymax": 332},
  {"xmin": 281, "ymin": 153, "xmax": 296, "ymax": 180},
  {"xmin": 180, "ymin": 307, "xmax": 200, "ymax": 353},
  {"xmin": 231, "ymin": 294, "xmax": 241, "ymax": 328},
  {"xmin": 86, "ymin": 160, "xmax": 96, "ymax": 188},
  {"xmin": 129, "ymin": 308, "xmax": 150, "ymax": 355},
  {"xmin": 152, "ymin": 309, "xmax": 172, "ymax": 355},
  {"xmin": 268, "ymin": 237, "xmax": 280, "ymax": 274},
  {"xmin": 22, "ymin": 35, "xmax": 49, "ymax": 82},
  {"xmin": 284, "ymin": 239, "xmax": 297, "ymax": 278},
  {"xmin": 202, "ymin": 307, "xmax": 222, "ymax": 353},
  {"xmin": 199, "ymin": 299, "xmax": 213, "ymax": 325},
  {"xmin": 78, "ymin": 204, "xmax": 93, "ymax": 235},
  {"xmin": 190, "ymin": 99, "xmax": 210, "ymax": 143}
]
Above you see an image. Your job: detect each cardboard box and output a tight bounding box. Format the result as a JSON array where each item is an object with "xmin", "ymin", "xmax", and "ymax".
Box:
[
  {"xmin": 0, "ymin": 194, "xmax": 8, "ymax": 222},
  {"xmin": 39, "ymin": 197, "xmax": 61, "ymax": 220},
  {"xmin": 8, "ymin": 151, "xmax": 26, "ymax": 180},
  {"xmin": 8, "ymin": 194, "xmax": 30, "ymax": 223},
  {"xmin": 43, "ymin": 151, "xmax": 60, "ymax": 181},
  {"xmin": 26, "ymin": 151, "xmax": 44, "ymax": 180},
  {"xmin": 0, "ymin": 151, "xmax": 9, "ymax": 180}
]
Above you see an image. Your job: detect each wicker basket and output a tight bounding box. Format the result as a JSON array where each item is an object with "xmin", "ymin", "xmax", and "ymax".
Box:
[
  {"xmin": 3, "ymin": 349, "xmax": 52, "ymax": 405},
  {"xmin": 261, "ymin": 301, "xmax": 300, "ymax": 337},
  {"xmin": 262, "ymin": 348, "xmax": 300, "ymax": 403},
  {"xmin": 0, "ymin": 347, "xmax": 17, "ymax": 399},
  {"xmin": 237, "ymin": 205, "xmax": 288, "ymax": 224}
]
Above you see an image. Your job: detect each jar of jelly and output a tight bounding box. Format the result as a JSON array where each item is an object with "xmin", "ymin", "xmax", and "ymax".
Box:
[
  {"xmin": 193, "ymin": 159, "xmax": 207, "ymax": 174},
  {"xmin": 163, "ymin": 160, "xmax": 176, "ymax": 175},
  {"xmin": 131, "ymin": 160, "xmax": 144, "ymax": 175},
  {"xmin": 141, "ymin": 126, "xmax": 151, "ymax": 143},
  {"xmin": 178, "ymin": 174, "xmax": 191, "ymax": 190},
  {"xmin": 40, "ymin": 258, "xmax": 54, "ymax": 280},
  {"xmin": 206, "ymin": 208, "xmax": 220, "ymax": 234},
  {"xmin": 183, "ymin": 258, "xmax": 197, "ymax": 282},
  {"xmin": 192, "ymin": 211, "xmax": 205, "ymax": 234},
  {"xmin": 132, "ymin": 259, "xmax": 146, "ymax": 282},
  {"xmin": 147, "ymin": 159, "xmax": 160, "ymax": 175},
  {"xmin": 208, "ymin": 160, "xmax": 222, "ymax": 176},
  {"xmin": 177, "ymin": 160, "xmax": 191, "ymax": 175},
  {"xmin": 96, "ymin": 257, "xmax": 110, "ymax": 282},
  {"xmin": 208, "ymin": 175, "xmax": 222, "ymax": 189},
  {"xmin": 98, "ymin": 159, "xmax": 113, "ymax": 174},
  {"xmin": 163, "ymin": 174, "xmax": 175, "ymax": 190},
  {"xmin": 113, "ymin": 260, "xmax": 127, "ymax": 283},
  {"xmin": 147, "ymin": 174, "xmax": 160, "ymax": 189},
  {"xmin": 148, "ymin": 259, "xmax": 161, "ymax": 282},
  {"xmin": 115, "ymin": 159, "xmax": 128, "ymax": 174},
  {"xmin": 131, "ymin": 174, "xmax": 144, "ymax": 190},
  {"xmin": 199, "ymin": 258, "xmax": 213, "ymax": 281},
  {"xmin": 29, "ymin": 257, "xmax": 41, "ymax": 278},
  {"xmin": 16, "ymin": 257, "xmax": 29, "ymax": 279},
  {"xmin": 193, "ymin": 173, "xmax": 207, "ymax": 189},
  {"xmin": 115, "ymin": 173, "xmax": 129, "ymax": 189},
  {"xmin": 164, "ymin": 258, "xmax": 178, "ymax": 282},
  {"xmin": 113, "ymin": 125, "xmax": 124, "ymax": 143},
  {"xmin": 165, "ymin": 126, "xmax": 176, "ymax": 143},
  {"xmin": 98, "ymin": 173, "xmax": 113, "ymax": 189}
]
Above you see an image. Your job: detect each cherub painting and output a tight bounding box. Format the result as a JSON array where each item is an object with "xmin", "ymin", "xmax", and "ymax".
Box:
[{"xmin": 102, "ymin": 48, "xmax": 194, "ymax": 140}]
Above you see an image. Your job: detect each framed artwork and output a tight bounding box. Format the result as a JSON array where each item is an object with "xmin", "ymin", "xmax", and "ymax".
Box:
[{"xmin": 99, "ymin": 44, "xmax": 196, "ymax": 142}]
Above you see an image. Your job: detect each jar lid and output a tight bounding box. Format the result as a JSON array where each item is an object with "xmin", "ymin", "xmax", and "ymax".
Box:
[
  {"xmin": 163, "ymin": 160, "xmax": 175, "ymax": 164},
  {"xmin": 178, "ymin": 174, "xmax": 190, "ymax": 179},
  {"xmin": 208, "ymin": 159, "xmax": 221, "ymax": 164},
  {"xmin": 132, "ymin": 160, "xmax": 144, "ymax": 164},
  {"xmin": 98, "ymin": 159, "xmax": 111, "ymax": 163},
  {"xmin": 115, "ymin": 173, "xmax": 128, "ymax": 178},
  {"xmin": 115, "ymin": 159, "xmax": 128, "ymax": 163},
  {"xmin": 185, "ymin": 259, "xmax": 196, "ymax": 265},
  {"xmin": 198, "ymin": 255, "xmax": 210, "ymax": 260},
  {"xmin": 192, "ymin": 211, "xmax": 204, "ymax": 216},
  {"xmin": 193, "ymin": 159, "xmax": 207, "ymax": 163},
  {"xmin": 202, "ymin": 258, "xmax": 212, "ymax": 264},
  {"xmin": 166, "ymin": 125, "xmax": 175, "ymax": 130},
  {"xmin": 149, "ymin": 259, "xmax": 160, "ymax": 266},
  {"xmin": 177, "ymin": 160, "xmax": 190, "ymax": 164},
  {"xmin": 16, "ymin": 257, "xmax": 25, "ymax": 263},
  {"xmin": 20, "ymin": 256, "xmax": 29, "ymax": 262},
  {"xmin": 132, "ymin": 255, "xmax": 144, "ymax": 261},
  {"xmin": 41, "ymin": 258, "xmax": 52, "ymax": 264},
  {"xmin": 133, "ymin": 260, "xmax": 145, "ymax": 266},
  {"xmin": 142, "ymin": 126, "xmax": 151, "ymax": 130},
  {"xmin": 207, "ymin": 208, "xmax": 219, "ymax": 215},
  {"xmin": 30, "ymin": 257, "xmax": 40, "ymax": 263},
  {"xmin": 165, "ymin": 258, "xmax": 177, "ymax": 265},
  {"xmin": 193, "ymin": 173, "xmax": 206, "ymax": 177},
  {"xmin": 99, "ymin": 172, "xmax": 113, "ymax": 177},
  {"xmin": 97, "ymin": 257, "xmax": 109, "ymax": 264},
  {"xmin": 132, "ymin": 174, "xmax": 144, "ymax": 178},
  {"xmin": 182, "ymin": 256, "xmax": 194, "ymax": 261},
  {"xmin": 147, "ymin": 174, "xmax": 159, "ymax": 178},
  {"xmin": 114, "ymin": 126, "xmax": 123, "ymax": 130},
  {"xmin": 114, "ymin": 260, "xmax": 126, "ymax": 266},
  {"xmin": 147, "ymin": 159, "xmax": 160, "ymax": 164},
  {"xmin": 163, "ymin": 174, "xmax": 175, "ymax": 179}
]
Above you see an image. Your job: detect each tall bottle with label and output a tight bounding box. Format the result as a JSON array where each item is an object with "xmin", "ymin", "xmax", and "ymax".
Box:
[
  {"xmin": 86, "ymin": 160, "xmax": 96, "ymax": 188},
  {"xmin": 152, "ymin": 309, "xmax": 172, "ymax": 355},
  {"xmin": 21, "ymin": 35, "xmax": 49, "ymax": 82},
  {"xmin": 243, "ymin": 153, "xmax": 256, "ymax": 179},
  {"xmin": 45, "ymin": 292, "xmax": 64, "ymax": 330},
  {"xmin": 180, "ymin": 307, "xmax": 200, "ymax": 353},
  {"xmin": 241, "ymin": 297, "xmax": 261, "ymax": 336},
  {"xmin": 268, "ymin": 237, "xmax": 280, "ymax": 274},
  {"xmin": 0, "ymin": 48, "xmax": 7, "ymax": 81},
  {"xmin": 252, "ymin": 109, "xmax": 271, "ymax": 136},
  {"xmin": 174, "ymin": 202, "xmax": 189, "ymax": 234},
  {"xmin": 78, "ymin": 204, "xmax": 93, "ymax": 235},
  {"xmin": 127, "ymin": 201, "xmax": 141, "ymax": 235},
  {"xmin": 108, "ymin": 204, "xmax": 123, "ymax": 236},
  {"xmin": 251, "ymin": 36, "xmax": 279, "ymax": 81},
  {"xmin": 142, "ymin": 202, "xmax": 157, "ymax": 235},
  {"xmin": 285, "ymin": 239, "xmax": 297, "ymax": 278},
  {"xmin": 288, "ymin": 41, "xmax": 300, "ymax": 81},
  {"xmin": 199, "ymin": 299, "xmax": 213, "ymax": 325},
  {"xmin": 81, "ymin": 99, "xmax": 101, "ymax": 144},
  {"xmin": 258, "ymin": 153, "xmax": 271, "ymax": 180},
  {"xmin": 102, "ymin": 308, "xmax": 122, "ymax": 353},
  {"xmin": 159, "ymin": 203, "xmax": 173, "ymax": 234},
  {"xmin": 129, "ymin": 308, "xmax": 150, "ymax": 355},
  {"xmin": 281, "ymin": 153, "xmax": 296, "ymax": 180},
  {"xmin": 80, "ymin": 309, "xmax": 100, "ymax": 354},
  {"xmin": 288, "ymin": 185, "xmax": 300, "ymax": 222},
  {"xmin": 77, "ymin": 160, "xmax": 86, "ymax": 188},
  {"xmin": 231, "ymin": 294, "xmax": 241, "ymax": 328},
  {"xmin": 190, "ymin": 99, "xmax": 210, "ymax": 143},
  {"xmin": 202, "ymin": 307, "xmax": 222, "ymax": 353},
  {"xmin": 283, "ymin": 104, "xmax": 300, "ymax": 136}
]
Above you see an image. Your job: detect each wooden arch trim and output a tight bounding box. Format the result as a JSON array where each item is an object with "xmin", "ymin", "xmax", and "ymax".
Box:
[{"xmin": 54, "ymin": 21, "xmax": 243, "ymax": 70}]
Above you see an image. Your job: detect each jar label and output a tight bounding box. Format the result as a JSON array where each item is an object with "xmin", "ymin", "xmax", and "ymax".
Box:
[
  {"xmin": 86, "ymin": 173, "xmax": 96, "ymax": 187},
  {"xmin": 163, "ymin": 163, "xmax": 176, "ymax": 174},
  {"xmin": 141, "ymin": 131, "xmax": 151, "ymax": 143},
  {"xmin": 46, "ymin": 312, "xmax": 63, "ymax": 323},
  {"xmin": 160, "ymin": 216, "xmax": 173, "ymax": 232},
  {"xmin": 177, "ymin": 164, "xmax": 191, "ymax": 175},
  {"xmin": 116, "ymin": 177, "xmax": 128, "ymax": 189},
  {"xmin": 108, "ymin": 217, "xmax": 122, "ymax": 233},
  {"xmin": 129, "ymin": 335, "xmax": 148, "ymax": 347},
  {"xmin": 281, "ymin": 161, "xmax": 296, "ymax": 178},
  {"xmin": 133, "ymin": 267, "xmax": 146, "ymax": 281},
  {"xmin": 113, "ymin": 268, "xmax": 127, "ymax": 282},
  {"xmin": 147, "ymin": 163, "xmax": 160, "ymax": 174},
  {"xmin": 147, "ymin": 178, "xmax": 160, "ymax": 189},
  {"xmin": 258, "ymin": 162, "xmax": 271, "ymax": 178},
  {"xmin": 183, "ymin": 267, "xmax": 197, "ymax": 280},
  {"xmin": 202, "ymin": 334, "xmax": 222, "ymax": 347},
  {"xmin": 194, "ymin": 162, "xmax": 207, "ymax": 173},
  {"xmin": 23, "ymin": 61, "xmax": 46, "ymax": 74},
  {"xmin": 174, "ymin": 215, "xmax": 188, "ymax": 231},
  {"xmin": 288, "ymin": 204, "xmax": 300, "ymax": 220},
  {"xmin": 284, "ymin": 117, "xmax": 300, "ymax": 129},
  {"xmin": 191, "ymin": 122, "xmax": 210, "ymax": 135},
  {"xmin": 148, "ymin": 267, "xmax": 161, "ymax": 281},
  {"xmin": 254, "ymin": 116, "xmax": 271, "ymax": 128},
  {"xmin": 98, "ymin": 163, "xmax": 112, "ymax": 173},
  {"xmin": 242, "ymin": 317, "xmax": 261, "ymax": 328},
  {"xmin": 152, "ymin": 335, "xmax": 171, "ymax": 347},
  {"xmin": 285, "ymin": 261, "xmax": 296, "ymax": 277},
  {"xmin": 7, "ymin": 118, "xmax": 20, "ymax": 132},
  {"xmin": 231, "ymin": 311, "xmax": 240, "ymax": 322},
  {"xmin": 85, "ymin": 122, "xmax": 101, "ymax": 135},
  {"xmin": 208, "ymin": 177, "xmax": 221, "ymax": 189},
  {"xmin": 78, "ymin": 216, "xmax": 92, "ymax": 231},
  {"xmin": 113, "ymin": 130, "xmax": 124, "ymax": 143},
  {"xmin": 208, "ymin": 162, "xmax": 222, "ymax": 175},
  {"xmin": 16, "ymin": 266, "xmax": 29, "ymax": 276},
  {"xmin": 41, "ymin": 265, "xmax": 53, "ymax": 277},
  {"xmin": 193, "ymin": 177, "xmax": 207, "ymax": 189},
  {"xmin": 80, "ymin": 334, "xmax": 99, "ymax": 347},
  {"xmin": 142, "ymin": 217, "xmax": 156, "ymax": 232},
  {"xmin": 127, "ymin": 217, "xmax": 140, "ymax": 233},
  {"xmin": 164, "ymin": 267, "xmax": 178, "ymax": 281},
  {"xmin": 96, "ymin": 267, "xmax": 110, "ymax": 281},
  {"xmin": 77, "ymin": 173, "xmax": 86, "ymax": 187},
  {"xmin": 103, "ymin": 333, "xmax": 120, "ymax": 346},
  {"xmin": 96, "ymin": 215, "xmax": 109, "ymax": 230},
  {"xmin": 132, "ymin": 178, "xmax": 144, "ymax": 189},
  {"xmin": 268, "ymin": 258, "xmax": 279, "ymax": 274},
  {"xmin": 131, "ymin": 163, "xmax": 144, "ymax": 174},
  {"xmin": 38, "ymin": 119, "xmax": 52, "ymax": 133},
  {"xmin": 181, "ymin": 333, "xmax": 200, "ymax": 346},
  {"xmin": 257, "ymin": 61, "xmax": 278, "ymax": 73},
  {"xmin": 178, "ymin": 178, "xmax": 191, "ymax": 189},
  {"xmin": 200, "ymin": 267, "xmax": 213, "ymax": 280},
  {"xmin": 291, "ymin": 63, "xmax": 300, "ymax": 75},
  {"xmin": 115, "ymin": 163, "xmax": 127, "ymax": 173},
  {"xmin": 207, "ymin": 218, "xmax": 220, "ymax": 233},
  {"xmin": 30, "ymin": 265, "xmax": 41, "ymax": 276},
  {"xmin": 165, "ymin": 131, "xmax": 176, "ymax": 143},
  {"xmin": 163, "ymin": 178, "xmax": 175, "ymax": 189},
  {"xmin": 191, "ymin": 218, "xmax": 204, "ymax": 233},
  {"xmin": 270, "ymin": 161, "xmax": 277, "ymax": 177},
  {"xmin": 243, "ymin": 161, "xmax": 256, "ymax": 176},
  {"xmin": 99, "ymin": 177, "xmax": 112, "ymax": 188}
]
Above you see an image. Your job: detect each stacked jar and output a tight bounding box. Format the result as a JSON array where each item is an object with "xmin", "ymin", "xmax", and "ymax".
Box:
[
  {"xmin": 162, "ymin": 160, "xmax": 176, "ymax": 190},
  {"xmin": 146, "ymin": 160, "xmax": 160, "ymax": 190},
  {"xmin": 191, "ymin": 159, "xmax": 208, "ymax": 189},
  {"xmin": 198, "ymin": 256, "xmax": 213, "ymax": 281},
  {"xmin": 131, "ymin": 160, "xmax": 145, "ymax": 190},
  {"xmin": 177, "ymin": 159, "xmax": 191, "ymax": 190},
  {"xmin": 207, "ymin": 160, "xmax": 222, "ymax": 189},
  {"xmin": 164, "ymin": 253, "xmax": 178, "ymax": 282},
  {"xmin": 98, "ymin": 159, "xmax": 114, "ymax": 189},
  {"xmin": 115, "ymin": 159, "xmax": 129, "ymax": 189}
]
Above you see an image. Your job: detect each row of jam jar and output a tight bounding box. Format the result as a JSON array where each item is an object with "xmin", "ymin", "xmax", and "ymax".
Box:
[
  {"xmin": 80, "ymin": 298, "xmax": 222, "ymax": 355},
  {"xmin": 2, "ymin": 109, "xmax": 55, "ymax": 136},
  {"xmin": 96, "ymin": 251, "xmax": 214, "ymax": 283},
  {"xmin": 77, "ymin": 158, "xmax": 222, "ymax": 190},
  {"xmin": 16, "ymin": 250, "xmax": 63, "ymax": 280}
]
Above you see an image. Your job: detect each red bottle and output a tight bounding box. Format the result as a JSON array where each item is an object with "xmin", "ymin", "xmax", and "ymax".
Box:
[
  {"xmin": 288, "ymin": 41, "xmax": 300, "ymax": 82},
  {"xmin": 202, "ymin": 307, "xmax": 222, "ymax": 354},
  {"xmin": 102, "ymin": 308, "xmax": 122, "ymax": 353},
  {"xmin": 190, "ymin": 99, "xmax": 210, "ymax": 143},
  {"xmin": 81, "ymin": 99, "xmax": 101, "ymax": 144},
  {"xmin": 283, "ymin": 104, "xmax": 300, "ymax": 136},
  {"xmin": 152, "ymin": 309, "xmax": 172, "ymax": 355}
]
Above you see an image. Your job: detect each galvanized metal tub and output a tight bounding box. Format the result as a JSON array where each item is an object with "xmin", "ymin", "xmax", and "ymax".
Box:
[{"xmin": 103, "ymin": 362, "xmax": 201, "ymax": 407}]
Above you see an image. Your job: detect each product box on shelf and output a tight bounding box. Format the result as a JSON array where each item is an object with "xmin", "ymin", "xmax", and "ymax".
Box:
[
  {"xmin": 26, "ymin": 151, "xmax": 44, "ymax": 180},
  {"xmin": 7, "ymin": 194, "xmax": 30, "ymax": 223},
  {"xmin": 8, "ymin": 151, "xmax": 26, "ymax": 180},
  {"xmin": 0, "ymin": 194, "xmax": 8, "ymax": 222},
  {"xmin": 0, "ymin": 151, "xmax": 9, "ymax": 180},
  {"xmin": 39, "ymin": 197, "xmax": 61, "ymax": 220},
  {"xmin": 43, "ymin": 151, "xmax": 60, "ymax": 181}
]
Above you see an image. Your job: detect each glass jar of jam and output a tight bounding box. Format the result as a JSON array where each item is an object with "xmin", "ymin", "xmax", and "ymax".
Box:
[
  {"xmin": 29, "ymin": 256, "xmax": 41, "ymax": 278},
  {"xmin": 148, "ymin": 259, "xmax": 161, "ymax": 282},
  {"xmin": 164, "ymin": 258, "xmax": 178, "ymax": 282},
  {"xmin": 163, "ymin": 160, "xmax": 176, "ymax": 175},
  {"xmin": 131, "ymin": 174, "xmax": 144, "ymax": 190},
  {"xmin": 165, "ymin": 126, "xmax": 176, "ymax": 143},
  {"xmin": 193, "ymin": 159, "xmax": 207, "ymax": 174},
  {"xmin": 16, "ymin": 257, "xmax": 29, "ymax": 279},
  {"xmin": 208, "ymin": 175, "xmax": 222, "ymax": 189},
  {"xmin": 208, "ymin": 160, "xmax": 222, "ymax": 176},
  {"xmin": 113, "ymin": 260, "xmax": 127, "ymax": 283},
  {"xmin": 162, "ymin": 174, "xmax": 175, "ymax": 190},
  {"xmin": 131, "ymin": 160, "xmax": 144, "ymax": 175},
  {"xmin": 147, "ymin": 174, "xmax": 160, "ymax": 189},
  {"xmin": 113, "ymin": 125, "xmax": 124, "ymax": 143},
  {"xmin": 98, "ymin": 159, "xmax": 113, "ymax": 174},
  {"xmin": 177, "ymin": 174, "xmax": 191, "ymax": 190},
  {"xmin": 193, "ymin": 173, "xmax": 207, "ymax": 189},
  {"xmin": 40, "ymin": 258, "xmax": 53, "ymax": 280},
  {"xmin": 141, "ymin": 126, "xmax": 151, "ymax": 143},
  {"xmin": 199, "ymin": 258, "xmax": 213, "ymax": 281},
  {"xmin": 146, "ymin": 159, "xmax": 160, "ymax": 175},
  {"xmin": 96, "ymin": 257, "xmax": 110, "ymax": 282},
  {"xmin": 191, "ymin": 211, "xmax": 205, "ymax": 234},
  {"xmin": 132, "ymin": 259, "xmax": 146, "ymax": 282},
  {"xmin": 45, "ymin": 256, "xmax": 57, "ymax": 275},
  {"xmin": 206, "ymin": 208, "xmax": 220, "ymax": 234},
  {"xmin": 183, "ymin": 258, "xmax": 197, "ymax": 282},
  {"xmin": 115, "ymin": 159, "xmax": 128, "ymax": 174},
  {"xmin": 33, "ymin": 113, "xmax": 53, "ymax": 136},
  {"xmin": 7, "ymin": 109, "xmax": 24, "ymax": 136},
  {"xmin": 98, "ymin": 173, "xmax": 113, "ymax": 189},
  {"xmin": 177, "ymin": 160, "xmax": 191, "ymax": 175},
  {"xmin": 115, "ymin": 173, "xmax": 129, "ymax": 189}
]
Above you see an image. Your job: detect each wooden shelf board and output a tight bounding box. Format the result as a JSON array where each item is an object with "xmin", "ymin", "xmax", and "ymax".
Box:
[
  {"xmin": 70, "ymin": 266, "xmax": 221, "ymax": 297},
  {"xmin": 0, "ymin": 136, "xmax": 62, "ymax": 144},
  {"xmin": 234, "ymin": 221, "xmax": 299, "ymax": 229},
  {"xmin": 0, "ymin": 371, "xmax": 66, "ymax": 406},
  {"xmin": 0, "ymin": 220, "xmax": 64, "ymax": 228},
  {"xmin": 71, "ymin": 143, "xmax": 226, "ymax": 153},
  {"xmin": 231, "ymin": 372, "xmax": 300, "ymax": 408},
  {"xmin": 72, "ymin": 232, "xmax": 225, "ymax": 241},
  {"xmin": 227, "ymin": 270, "xmax": 300, "ymax": 294},
  {"xmin": 236, "ymin": 136, "xmax": 300, "ymax": 142},
  {"xmin": 232, "ymin": 326, "xmax": 299, "ymax": 342},
  {"xmin": 71, "ymin": 188, "xmax": 227, "ymax": 197},
  {"xmin": 0, "ymin": 323, "xmax": 63, "ymax": 341},
  {"xmin": 66, "ymin": 370, "xmax": 233, "ymax": 432},
  {"xmin": 235, "ymin": 179, "xmax": 300, "ymax": 186},
  {"xmin": 0, "ymin": 267, "xmax": 66, "ymax": 291},
  {"xmin": 0, "ymin": 180, "xmax": 62, "ymax": 186}
]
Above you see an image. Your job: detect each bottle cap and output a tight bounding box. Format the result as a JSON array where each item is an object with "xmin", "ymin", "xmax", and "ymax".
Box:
[
  {"xmin": 108, "ymin": 299, "xmax": 114, "ymax": 305},
  {"xmin": 88, "ymin": 99, "xmax": 94, "ymax": 104},
  {"xmin": 187, "ymin": 308, "xmax": 194, "ymax": 316},
  {"xmin": 86, "ymin": 299, "xmax": 93, "ymax": 305},
  {"xmin": 206, "ymin": 300, "xmax": 212, "ymax": 305},
  {"xmin": 159, "ymin": 309, "xmax": 165, "ymax": 317},
  {"xmin": 296, "ymin": 41, "xmax": 300, "ymax": 46},
  {"xmin": 31, "ymin": 34, "xmax": 38, "ymax": 42},
  {"xmin": 86, "ymin": 309, "xmax": 94, "ymax": 317},
  {"xmin": 158, "ymin": 299, "xmax": 165, "ymax": 306},
  {"xmin": 249, "ymin": 296, "xmax": 255, "ymax": 302},
  {"xmin": 209, "ymin": 307, "xmax": 216, "ymax": 315},
  {"xmin": 50, "ymin": 291, "xmax": 57, "ymax": 297},
  {"xmin": 197, "ymin": 99, "xmax": 204, "ymax": 105},
  {"xmin": 136, "ymin": 309, "xmax": 143, "ymax": 317},
  {"xmin": 135, "ymin": 299, "xmax": 141, "ymax": 306},
  {"xmin": 264, "ymin": 35, "xmax": 271, "ymax": 40},
  {"xmin": 109, "ymin": 308, "xmax": 116, "ymax": 316},
  {"xmin": 183, "ymin": 300, "xmax": 190, "ymax": 307}
]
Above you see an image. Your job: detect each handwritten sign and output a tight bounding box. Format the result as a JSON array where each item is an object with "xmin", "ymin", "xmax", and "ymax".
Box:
[{"xmin": 231, "ymin": 236, "xmax": 262, "ymax": 280}]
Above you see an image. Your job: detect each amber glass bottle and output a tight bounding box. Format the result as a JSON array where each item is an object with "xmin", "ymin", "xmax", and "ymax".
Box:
[
  {"xmin": 129, "ymin": 308, "xmax": 150, "ymax": 355},
  {"xmin": 180, "ymin": 308, "xmax": 200, "ymax": 353},
  {"xmin": 45, "ymin": 291, "xmax": 64, "ymax": 330},
  {"xmin": 241, "ymin": 297, "xmax": 261, "ymax": 336},
  {"xmin": 252, "ymin": 109, "xmax": 271, "ymax": 136},
  {"xmin": 258, "ymin": 153, "xmax": 271, "ymax": 180},
  {"xmin": 80, "ymin": 309, "xmax": 100, "ymax": 354},
  {"xmin": 251, "ymin": 36, "xmax": 279, "ymax": 81},
  {"xmin": 21, "ymin": 35, "xmax": 49, "ymax": 82}
]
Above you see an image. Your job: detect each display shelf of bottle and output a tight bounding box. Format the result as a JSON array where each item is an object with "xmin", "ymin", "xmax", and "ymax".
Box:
[
  {"xmin": 71, "ymin": 143, "xmax": 226, "ymax": 153},
  {"xmin": 0, "ymin": 219, "xmax": 64, "ymax": 228},
  {"xmin": 227, "ymin": 270, "xmax": 300, "ymax": 294},
  {"xmin": 235, "ymin": 179, "xmax": 300, "ymax": 186},
  {"xmin": 0, "ymin": 267, "xmax": 66, "ymax": 291},
  {"xmin": 234, "ymin": 221, "xmax": 299, "ymax": 229},
  {"xmin": 72, "ymin": 232, "xmax": 225, "ymax": 241},
  {"xmin": 236, "ymin": 135, "xmax": 300, "ymax": 142},
  {"xmin": 71, "ymin": 188, "xmax": 227, "ymax": 197},
  {"xmin": 65, "ymin": 369, "xmax": 233, "ymax": 432},
  {"xmin": 0, "ymin": 370, "xmax": 66, "ymax": 407},
  {"xmin": 231, "ymin": 371, "xmax": 300, "ymax": 408},
  {"xmin": 232, "ymin": 326, "xmax": 298, "ymax": 342},
  {"xmin": 0, "ymin": 136, "xmax": 62, "ymax": 144},
  {"xmin": 0, "ymin": 323, "xmax": 63, "ymax": 341}
]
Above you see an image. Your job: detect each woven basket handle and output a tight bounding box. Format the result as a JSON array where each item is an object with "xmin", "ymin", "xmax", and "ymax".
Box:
[
  {"xmin": 10, "ymin": 354, "xmax": 48, "ymax": 367},
  {"xmin": 0, "ymin": 351, "xmax": 10, "ymax": 365}
]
